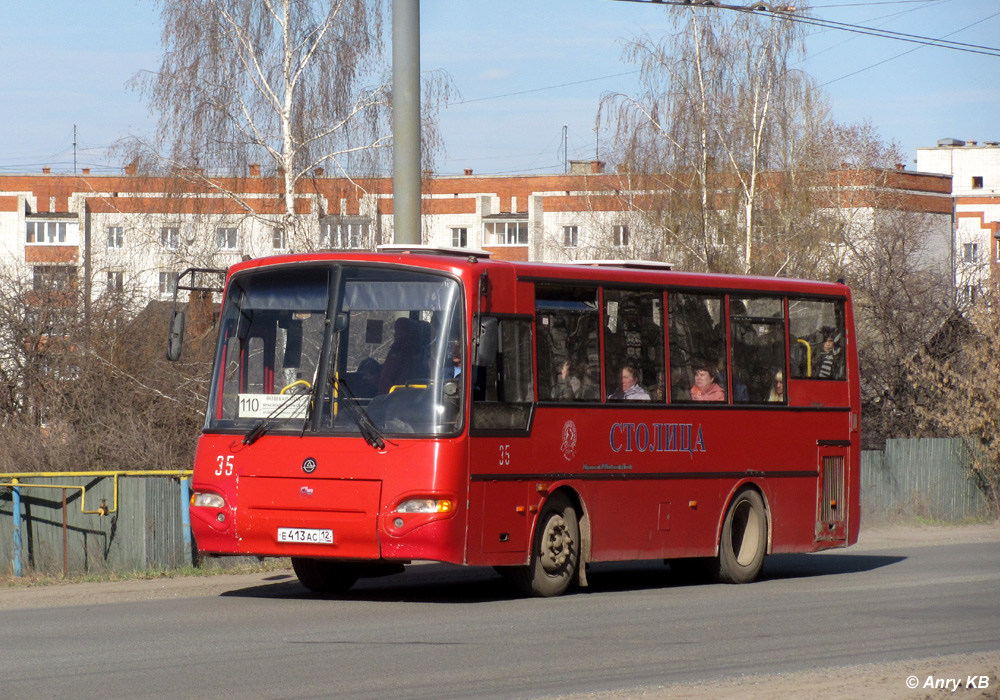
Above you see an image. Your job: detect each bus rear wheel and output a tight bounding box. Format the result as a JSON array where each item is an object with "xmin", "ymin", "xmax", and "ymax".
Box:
[
  {"xmin": 499, "ymin": 493, "xmax": 580, "ymax": 597},
  {"xmin": 292, "ymin": 557, "xmax": 360, "ymax": 593},
  {"xmin": 717, "ymin": 488, "xmax": 767, "ymax": 584}
]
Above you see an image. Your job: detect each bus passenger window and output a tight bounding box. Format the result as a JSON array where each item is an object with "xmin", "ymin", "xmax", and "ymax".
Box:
[
  {"xmin": 536, "ymin": 286, "xmax": 601, "ymax": 402},
  {"xmin": 729, "ymin": 297, "xmax": 786, "ymax": 404},
  {"xmin": 471, "ymin": 317, "xmax": 534, "ymax": 432},
  {"xmin": 604, "ymin": 289, "xmax": 664, "ymax": 402},
  {"xmin": 668, "ymin": 293, "xmax": 725, "ymax": 403},
  {"xmin": 788, "ymin": 299, "xmax": 846, "ymax": 380}
]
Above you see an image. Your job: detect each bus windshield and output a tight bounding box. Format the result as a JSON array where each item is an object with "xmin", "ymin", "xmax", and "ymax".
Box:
[{"xmin": 206, "ymin": 263, "xmax": 465, "ymax": 439}]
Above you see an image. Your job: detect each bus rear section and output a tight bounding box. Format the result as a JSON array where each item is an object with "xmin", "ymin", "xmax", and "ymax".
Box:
[{"xmin": 460, "ymin": 272, "xmax": 860, "ymax": 595}]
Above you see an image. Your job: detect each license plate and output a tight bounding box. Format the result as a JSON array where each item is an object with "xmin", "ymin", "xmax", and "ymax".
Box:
[{"xmin": 277, "ymin": 528, "xmax": 333, "ymax": 545}]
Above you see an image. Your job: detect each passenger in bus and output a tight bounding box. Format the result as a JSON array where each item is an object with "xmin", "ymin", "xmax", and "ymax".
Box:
[
  {"xmin": 690, "ymin": 362, "xmax": 725, "ymax": 402},
  {"xmin": 767, "ymin": 370, "xmax": 785, "ymax": 402},
  {"xmin": 815, "ymin": 330, "xmax": 843, "ymax": 379},
  {"xmin": 554, "ymin": 359, "xmax": 581, "ymax": 400},
  {"xmin": 650, "ymin": 369, "xmax": 666, "ymax": 402},
  {"xmin": 354, "ymin": 357, "xmax": 382, "ymax": 397},
  {"xmin": 442, "ymin": 339, "xmax": 461, "ymax": 378},
  {"xmin": 608, "ymin": 365, "xmax": 650, "ymax": 401},
  {"xmin": 378, "ymin": 317, "xmax": 422, "ymax": 393}
]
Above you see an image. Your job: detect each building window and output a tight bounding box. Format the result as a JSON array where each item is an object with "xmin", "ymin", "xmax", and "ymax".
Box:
[
  {"xmin": 963, "ymin": 242, "xmax": 978, "ymax": 263},
  {"xmin": 107, "ymin": 271, "xmax": 124, "ymax": 293},
  {"xmin": 33, "ymin": 265, "xmax": 76, "ymax": 291},
  {"xmin": 272, "ymin": 227, "xmax": 286, "ymax": 250},
  {"xmin": 161, "ymin": 227, "xmax": 180, "ymax": 249},
  {"xmin": 972, "ymin": 176, "xmax": 984, "ymax": 189},
  {"xmin": 451, "ymin": 227, "xmax": 468, "ymax": 248},
  {"xmin": 563, "ymin": 225, "xmax": 579, "ymax": 247},
  {"xmin": 612, "ymin": 224, "xmax": 629, "ymax": 247},
  {"xmin": 483, "ymin": 220, "xmax": 528, "ymax": 246},
  {"xmin": 107, "ymin": 226, "xmax": 124, "ymax": 249},
  {"xmin": 964, "ymin": 284, "xmax": 979, "ymax": 304},
  {"xmin": 159, "ymin": 271, "xmax": 177, "ymax": 295},
  {"xmin": 26, "ymin": 221, "xmax": 67, "ymax": 244},
  {"xmin": 216, "ymin": 227, "xmax": 239, "ymax": 250},
  {"xmin": 321, "ymin": 221, "xmax": 368, "ymax": 248}
]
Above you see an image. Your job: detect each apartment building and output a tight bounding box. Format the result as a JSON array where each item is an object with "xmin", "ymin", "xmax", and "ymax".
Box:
[
  {"xmin": 0, "ymin": 159, "xmax": 954, "ymax": 307},
  {"xmin": 917, "ymin": 138, "xmax": 1000, "ymax": 303}
]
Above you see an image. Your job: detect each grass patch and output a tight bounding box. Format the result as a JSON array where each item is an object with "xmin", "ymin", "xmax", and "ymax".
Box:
[{"xmin": 0, "ymin": 558, "xmax": 291, "ymax": 588}]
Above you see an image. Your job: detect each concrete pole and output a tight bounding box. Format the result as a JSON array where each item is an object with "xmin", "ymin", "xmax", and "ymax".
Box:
[{"xmin": 392, "ymin": 0, "xmax": 421, "ymax": 245}]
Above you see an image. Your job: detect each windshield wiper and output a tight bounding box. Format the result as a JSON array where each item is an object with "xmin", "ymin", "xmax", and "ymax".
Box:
[
  {"xmin": 338, "ymin": 379, "xmax": 388, "ymax": 450},
  {"xmin": 242, "ymin": 390, "xmax": 310, "ymax": 446},
  {"xmin": 305, "ymin": 266, "xmax": 343, "ymax": 433}
]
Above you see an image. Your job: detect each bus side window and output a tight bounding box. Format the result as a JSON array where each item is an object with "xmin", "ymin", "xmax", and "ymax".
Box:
[
  {"xmin": 604, "ymin": 288, "xmax": 665, "ymax": 402},
  {"xmin": 788, "ymin": 298, "xmax": 846, "ymax": 380},
  {"xmin": 535, "ymin": 286, "xmax": 600, "ymax": 402},
  {"xmin": 471, "ymin": 317, "xmax": 534, "ymax": 432},
  {"xmin": 729, "ymin": 297, "xmax": 786, "ymax": 403},
  {"xmin": 668, "ymin": 293, "xmax": 725, "ymax": 403}
]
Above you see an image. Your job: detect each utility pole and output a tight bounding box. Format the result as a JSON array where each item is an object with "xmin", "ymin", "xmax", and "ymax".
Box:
[{"xmin": 392, "ymin": 0, "xmax": 421, "ymax": 245}]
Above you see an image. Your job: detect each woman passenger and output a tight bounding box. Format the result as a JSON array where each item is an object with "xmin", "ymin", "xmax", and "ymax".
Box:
[{"xmin": 690, "ymin": 362, "xmax": 725, "ymax": 402}]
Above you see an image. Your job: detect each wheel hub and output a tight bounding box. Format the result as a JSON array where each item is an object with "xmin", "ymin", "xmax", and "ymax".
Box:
[{"xmin": 540, "ymin": 514, "xmax": 574, "ymax": 573}]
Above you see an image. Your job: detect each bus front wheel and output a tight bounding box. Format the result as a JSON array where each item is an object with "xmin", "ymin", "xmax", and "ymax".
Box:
[
  {"xmin": 717, "ymin": 488, "xmax": 767, "ymax": 584},
  {"xmin": 292, "ymin": 557, "xmax": 359, "ymax": 593},
  {"xmin": 499, "ymin": 493, "xmax": 580, "ymax": 597}
]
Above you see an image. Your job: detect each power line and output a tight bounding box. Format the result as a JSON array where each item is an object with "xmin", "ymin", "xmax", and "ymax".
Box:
[
  {"xmin": 785, "ymin": 10, "xmax": 1000, "ymax": 56},
  {"xmin": 811, "ymin": 1, "xmax": 950, "ymax": 6},
  {"xmin": 611, "ymin": 0, "xmax": 1000, "ymax": 56},
  {"xmin": 452, "ymin": 71, "xmax": 637, "ymax": 106},
  {"xmin": 818, "ymin": 9, "xmax": 999, "ymax": 85}
]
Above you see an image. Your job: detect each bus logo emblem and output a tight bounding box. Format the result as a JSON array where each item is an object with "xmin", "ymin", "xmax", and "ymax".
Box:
[
  {"xmin": 560, "ymin": 420, "xmax": 578, "ymax": 461},
  {"xmin": 302, "ymin": 457, "xmax": 317, "ymax": 474}
]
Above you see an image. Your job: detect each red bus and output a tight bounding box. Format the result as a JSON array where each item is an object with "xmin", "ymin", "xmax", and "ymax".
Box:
[{"xmin": 181, "ymin": 246, "xmax": 860, "ymax": 597}]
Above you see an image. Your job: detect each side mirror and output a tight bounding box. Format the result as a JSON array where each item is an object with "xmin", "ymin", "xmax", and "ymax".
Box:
[
  {"xmin": 334, "ymin": 312, "xmax": 348, "ymax": 333},
  {"xmin": 166, "ymin": 310, "xmax": 186, "ymax": 361},
  {"xmin": 473, "ymin": 317, "xmax": 498, "ymax": 367}
]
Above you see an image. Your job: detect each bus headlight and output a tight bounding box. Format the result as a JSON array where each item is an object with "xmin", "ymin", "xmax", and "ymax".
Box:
[
  {"xmin": 396, "ymin": 499, "xmax": 454, "ymax": 514},
  {"xmin": 191, "ymin": 492, "xmax": 226, "ymax": 509}
]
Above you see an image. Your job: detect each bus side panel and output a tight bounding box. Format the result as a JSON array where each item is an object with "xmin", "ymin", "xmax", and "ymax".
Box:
[
  {"xmin": 526, "ymin": 406, "xmax": 854, "ymax": 562},
  {"xmin": 465, "ymin": 437, "xmax": 534, "ymax": 567}
]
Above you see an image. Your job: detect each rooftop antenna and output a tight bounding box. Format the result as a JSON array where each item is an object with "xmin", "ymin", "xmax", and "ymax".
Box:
[
  {"xmin": 563, "ymin": 124, "xmax": 568, "ymax": 173},
  {"xmin": 73, "ymin": 125, "xmax": 77, "ymax": 174}
]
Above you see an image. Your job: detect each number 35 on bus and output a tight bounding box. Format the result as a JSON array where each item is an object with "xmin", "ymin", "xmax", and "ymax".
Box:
[{"xmin": 169, "ymin": 246, "xmax": 860, "ymax": 597}]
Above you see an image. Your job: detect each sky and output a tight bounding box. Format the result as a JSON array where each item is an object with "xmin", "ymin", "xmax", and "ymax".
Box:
[{"xmin": 0, "ymin": 0, "xmax": 996, "ymax": 177}]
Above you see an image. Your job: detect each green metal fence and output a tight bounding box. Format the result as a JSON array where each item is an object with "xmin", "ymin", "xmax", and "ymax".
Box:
[
  {"xmin": 1, "ymin": 439, "xmax": 994, "ymax": 577},
  {"xmin": 861, "ymin": 438, "xmax": 992, "ymax": 522},
  {"xmin": 0, "ymin": 472, "xmax": 193, "ymax": 577}
]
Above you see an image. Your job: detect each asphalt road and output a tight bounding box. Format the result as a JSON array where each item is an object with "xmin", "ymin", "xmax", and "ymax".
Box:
[{"xmin": 1, "ymin": 537, "xmax": 998, "ymax": 700}]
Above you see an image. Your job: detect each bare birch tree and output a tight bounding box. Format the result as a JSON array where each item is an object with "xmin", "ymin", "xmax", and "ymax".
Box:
[
  {"xmin": 123, "ymin": 0, "xmax": 451, "ymax": 248},
  {"xmin": 601, "ymin": 6, "xmax": 809, "ymax": 274},
  {"xmin": 839, "ymin": 205, "xmax": 953, "ymax": 447}
]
